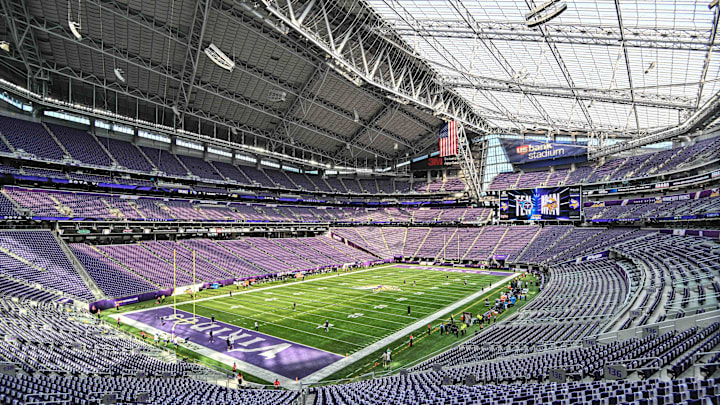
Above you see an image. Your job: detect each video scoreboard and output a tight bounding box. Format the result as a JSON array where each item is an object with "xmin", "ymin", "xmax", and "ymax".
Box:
[{"xmin": 500, "ymin": 187, "xmax": 582, "ymax": 221}]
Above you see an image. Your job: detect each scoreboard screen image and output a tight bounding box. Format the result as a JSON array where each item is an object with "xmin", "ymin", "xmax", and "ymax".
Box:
[{"xmin": 500, "ymin": 187, "xmax": 582, "ymax": 221}]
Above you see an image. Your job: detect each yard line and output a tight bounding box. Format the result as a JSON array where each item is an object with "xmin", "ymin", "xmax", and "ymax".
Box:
[
  {"xmin": 121, "ymin": 263, "xmax": 398, "ymax": 317},
  {"xmin": 193, "ymin": 303, "xmax": 368, "ymax": 346},
  {"xmin": 210, "ymin": 294, "xmax": 401, "ymax": 331},
  {"xmin": 256, "ymin": 289, "xmax": 435, "ymax": 320}
]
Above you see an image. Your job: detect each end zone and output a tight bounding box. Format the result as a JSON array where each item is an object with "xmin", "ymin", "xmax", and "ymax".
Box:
[{"xmin": 120, "ymin": 306, "xmax": 343, "ymax": 384}]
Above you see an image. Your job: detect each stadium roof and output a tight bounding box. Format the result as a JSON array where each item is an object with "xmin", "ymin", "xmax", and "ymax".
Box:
[
  {"xmin": 364, "ymin": 0, "xmax": 720, "ymax": 137},
  {"xmin": 0, "ymin": 0, "xmax": 718, "ymax": 168}
]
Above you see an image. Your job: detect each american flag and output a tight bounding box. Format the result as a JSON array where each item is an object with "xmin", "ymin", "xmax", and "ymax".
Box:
[{"xmin": 438, "ymin": 121, "xmax": 458, "ymax": 157}]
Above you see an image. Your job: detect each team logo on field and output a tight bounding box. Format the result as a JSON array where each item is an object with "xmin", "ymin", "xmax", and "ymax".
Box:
[{"xmin": 354, "ymin": 285, "xmax": 402, "ymax": 293}]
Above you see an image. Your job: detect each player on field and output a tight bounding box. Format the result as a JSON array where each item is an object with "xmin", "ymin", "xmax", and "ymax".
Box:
[
  {"xmin": 254, "ymin": 321, "xmax": 259, "ymax": 331},
  {"xmin": 324, "ymin": 320, "xmax": 329, "ymax": 332},
  {"xmin": 293, "ymin": 302, "xmax": 296, "ymax": 311},
  {"xmin": 407, "ymin": 305, "xmax": 411, "ymax": 315}
]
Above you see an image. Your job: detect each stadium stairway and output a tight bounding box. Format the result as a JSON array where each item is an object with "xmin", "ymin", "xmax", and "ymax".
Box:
[
  {"xmin": 128, "ymin": 201, "xmax": 147, "ymax": 219},
  {"xmin": 461, "ymin": 228, "xmax": 485, "ymax": 261},
  {"xmin": 53, "ymin": 231, "xmax": 106, "ymax": 300},
  {"xmin": 41, "ymin": 122, "xmax": 71, "ymax": 159},
  {"xmin": 379, "ymin": 228, "xmax": 392, "ymax": 257},
  {"xmin": 514, "ymin": 229, "xmax": 543, "ymax": 263},
  {"xmin": 489, "ymin": 227, "xmax": 510, "ymax": 258},
  {"xmin": 87, "ymin": 244, "xmax": 161, "ymax": 288},
  {"xmin": 410, "ymin": 228, "xmax": 432, "ymax": 258},
  {"xmin": 433, "ymin": 228, "xmax": 459, "ymax": 261}
]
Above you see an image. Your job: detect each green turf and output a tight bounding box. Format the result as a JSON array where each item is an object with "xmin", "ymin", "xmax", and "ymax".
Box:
[
  {"xmin": 171, "ymin": 265, "xmax": 509, "ymax": 356},
  {"xmin": 322, "ymin": 273, "xmax": 540, "ymax": 382}
]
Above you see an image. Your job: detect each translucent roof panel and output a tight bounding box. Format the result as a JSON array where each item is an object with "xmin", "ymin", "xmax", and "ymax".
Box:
[{"xmin": 366, "ymin": 0, "xmax": 719, "ymax": 137}]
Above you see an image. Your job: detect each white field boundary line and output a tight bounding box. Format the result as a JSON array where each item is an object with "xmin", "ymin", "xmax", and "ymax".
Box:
[
  {"xmin": 120, "ymin": 264, "xmax": 397, "ymax": 317},
  {"xmin": 301, "ymin": 272, "xmax": 521, "ymax": 384}
]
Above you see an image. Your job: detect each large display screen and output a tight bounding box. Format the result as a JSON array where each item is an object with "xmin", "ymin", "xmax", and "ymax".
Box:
[{"xmin": 500, "ymin": 187, "xmax": 582, "ymax": 221}]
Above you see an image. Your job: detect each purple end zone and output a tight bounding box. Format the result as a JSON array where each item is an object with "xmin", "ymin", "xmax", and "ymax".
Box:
[
  {"xmin": 123, "ymin": 307, "xmax": 342, "ymax": 379},
  {"xmin": 395, "ymin": 264, "xmax": 512, "ymax": 277}
]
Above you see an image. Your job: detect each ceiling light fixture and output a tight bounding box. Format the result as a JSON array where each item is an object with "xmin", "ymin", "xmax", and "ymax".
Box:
[
  {"xmin": 526, "ymin": 0, "xmax": 567, "ymax": 28},
  {"xmin": 204, "ymin": 43, "xmax": 235, "ymax": 72},
  {"xmin": 644, "ymin": 61, "xmax": 656, "ymax": 74},
  {"xmin": 113, "ymin": 68, "xmax": 126, "ymax": 83},
  {"xmin": 68, "ymin": 0, "xmax": 83, "ymax": 40},
  {"xmin": 0, "ymin": 41, "xmax": 9, "ymax": 52}
]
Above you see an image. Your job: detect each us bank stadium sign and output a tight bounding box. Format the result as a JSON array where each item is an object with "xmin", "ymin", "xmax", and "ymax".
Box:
[{"xmin": 500, "ymin": 138, "xmax": 588, "ymax": 165}]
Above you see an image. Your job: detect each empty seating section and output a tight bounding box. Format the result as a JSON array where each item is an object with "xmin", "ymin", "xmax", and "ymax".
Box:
[
  {"xmin": 545, "ymin": 168, "xmax": 569, "ymax": 186},
  {"xmin": 264, "ymin": 168, "xmax": 298, "ymax": 189},
  {"xmin": 463, "ymin": 226, "xmax": 506, "ymax": 261},
  {"xmin": 586, "ymin": 194, "xmax": 720, "ymax": 221},
  {"xmin": 316, "ymin": 377, "xmax": 720, "ymax": 405},
  {"xmin": 4, "ymin": 187, "xmax": 491, "ymax": 223},
  {"xmin": 444, "ymin": 177, "xmax": 466, "ymax": 192},
  {"xmin": 516, "ymin": 171, "xmax": 549, "ymax": 189},
  {"xmin": 0, "ymin": 230, "xmax": 93, "ymax": 300},
  {"xmin": 394, "ymin": 180, "xmax": 411, "ymax": 193},
  {"xmin": 0, "ymin": 117, "xmax": 65, "ymax": 160},
  {"xmin": 612, "ymin": 233, "xmax": 720, "ymax": 322},
  {"xmin": 310, "ymin": 176, "xmax": 333, "ymax": 192},
  {"xmin": 494, "ymin": 226, "xmax": 539, "ymax": 262},
  {"xmin": 488, "ymin": 172, "xmax": 519, "ymax": 190},
  {"xmin": 287, "ymin": 171, "xmax": 315, "ymax": 191},
  {"xmin": 0, "ymin": 193, "xmax": 17, "ymax": 217},
  {"xmin": 70, "ymin": 244, "xmax": 157, "ymax": 297},
  {"xmin": 177, "ymin": 155, "xmax": 223, "ymax": 181},
  {"xmin": 212, "ymin": 161, "xmax": 251, "ymax": 184},
  {"xmin": 141, "ymin": 146, "xmax": 188, "ymax": 176},
  {"xmin": 516, "ymin": 225, "xmax": 572, "ymax": 263},
  {"xmin": 48, "ymin": 124, "xmax": 113, "ymax": 167},
  {"xmin": 325, "ymin": 177, "xmax": 346, "ymax": 193},
  {"xmin": 341, "ymin": 178, "xmax": 363, "ymax": 194},
  {"xmin": 104, "ymin": 138, "xmax": 155, "ymax": 172},
  {"xmin": 0, "ymin": 299, "xmax": 297, "ymax": 404},
  {"xmin": 239, "ymin": 165, "xmax": 275, "ymax": 187},
  {"xmin": 359, "ymin": 178, "xmax": 378, "ymax": 193}
]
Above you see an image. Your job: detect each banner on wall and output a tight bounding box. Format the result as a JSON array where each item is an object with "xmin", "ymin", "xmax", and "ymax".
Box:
[{"xmin": 500, "ymin": 138, "xmax": 587, "ymax": 167}]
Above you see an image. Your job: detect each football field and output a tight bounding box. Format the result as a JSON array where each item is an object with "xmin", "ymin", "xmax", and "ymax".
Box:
[{"xmin": 119, "ymin": 264, "xmax": 512, "ymax": 382}]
